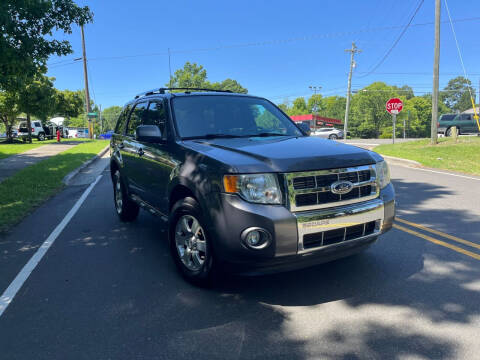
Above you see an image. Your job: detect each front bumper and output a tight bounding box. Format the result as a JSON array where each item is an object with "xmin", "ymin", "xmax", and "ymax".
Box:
[{"xmin": 205, "ymin": 183, "xmax": 395, "ymax": 273}]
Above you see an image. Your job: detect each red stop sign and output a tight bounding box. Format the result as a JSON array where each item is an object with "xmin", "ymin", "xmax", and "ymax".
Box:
[{"xmin": 386, "ymin": 98, "xmax": 403, "ymax": 114}]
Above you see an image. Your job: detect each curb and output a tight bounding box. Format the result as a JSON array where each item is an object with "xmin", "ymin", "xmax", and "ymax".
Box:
[
  {"xmin": 381, "ymin": 155, "xmax": 422, "ymax": 168},
  {"xmin": 62, "ymin": 145, "xmax": 109, "ymax": 185}
]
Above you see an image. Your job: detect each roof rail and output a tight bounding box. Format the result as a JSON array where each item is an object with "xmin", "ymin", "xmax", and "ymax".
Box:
[{"xmin": 134, "ymin": 87, "xmax": 232, "ymax": 99}]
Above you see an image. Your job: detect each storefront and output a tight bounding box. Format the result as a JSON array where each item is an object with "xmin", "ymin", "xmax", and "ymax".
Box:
[{"xmin": 290, "ymin": 114, "xmax": 342, "ymax": 129}]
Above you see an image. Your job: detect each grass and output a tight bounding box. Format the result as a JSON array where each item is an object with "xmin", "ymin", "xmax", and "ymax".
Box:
[
  {"xmin": 0, "ymin": 140, "xmax": 108, "ymax": 232},
  {"xmin": 375, "ymin": 136, "xmax": 480, "ymax": 176},
  {"xmin": 0, "ymin": 138, "xmax": 90, "ymax": 160}
]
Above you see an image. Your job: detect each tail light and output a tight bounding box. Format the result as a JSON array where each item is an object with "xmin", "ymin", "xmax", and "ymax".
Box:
[
  {"xmin": 437, "ymin": 122, "xmax": 440, "ymax": 127},
  {"xmin": 31, "ymin": 128, "xmax": 34, "ymax": 132}
]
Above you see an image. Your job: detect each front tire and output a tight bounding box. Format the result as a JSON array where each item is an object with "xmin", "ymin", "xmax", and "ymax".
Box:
[
  {"xmin": 169, "ymin": 197, "xmax": 216, "ymax": 286},
  {"xmin": 446, "ymin": 127, "xmax": 459, "ymax": 137},
  {"xmin": 329, "ymin": 134, "xmax": 338, "ymax": 140},
  {"xmin": 113, "ymin": 170, "xmax": 139, "ymax": 222}
]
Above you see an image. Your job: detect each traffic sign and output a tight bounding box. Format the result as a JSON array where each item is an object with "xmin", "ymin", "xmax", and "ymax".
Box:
[
  {"xmin": 386, "ymin": 98, "xmax": 403, "ymax": 114},
  {"xmin": 87, "ymin": 112, "xmax": 97, "ymax": 118}
]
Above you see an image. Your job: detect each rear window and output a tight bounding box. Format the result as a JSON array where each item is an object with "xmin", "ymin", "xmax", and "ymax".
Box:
[
  {"xmin": 440, "ymin": 115, "xmax": 456, "ymax": 121},
  {"xmin": 34, "ymin": 122, "xmax": 41, "ymax": 127}
]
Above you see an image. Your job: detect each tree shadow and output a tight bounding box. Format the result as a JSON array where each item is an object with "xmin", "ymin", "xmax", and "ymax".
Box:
[{"xmin": 1, "ymin": 171, "xmax": 477, "ymax": 359}]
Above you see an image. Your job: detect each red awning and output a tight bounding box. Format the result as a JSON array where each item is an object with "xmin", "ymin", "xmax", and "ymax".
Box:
[{"xmin": 290, "ymin": 114, "xmax": 342, "ymax": 125}]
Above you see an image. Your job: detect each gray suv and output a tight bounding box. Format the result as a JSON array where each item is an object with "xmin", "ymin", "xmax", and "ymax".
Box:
[{"xmin": 110, "ymin": 88, "xmax": 395, "ymax": 286}]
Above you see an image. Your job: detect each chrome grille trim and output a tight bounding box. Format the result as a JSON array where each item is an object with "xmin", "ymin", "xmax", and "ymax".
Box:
[
  {"xmin": 285, "ymin": 165, "xmax": 379, "ymax": 212},
  {"xmin": 294, "ymin": 199, "xmax": 384, "ymax": 254}
]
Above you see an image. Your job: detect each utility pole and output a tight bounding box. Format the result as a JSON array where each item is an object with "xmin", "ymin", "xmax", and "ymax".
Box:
[
  {"xmin": 309, "ymin": 85, "xmax": 321, "ymax": 133},
  {"xmin": 344, "ymin": 42, "xmax": 361, "ymax": 140},
  {"xmin": 81, "ymin": 25, "xmax": 92, "ymax": 139},
  {"xmin": 99, "ymin": 104, "xmax": 103, "ymax": 135},
  {"xmin": 431, "ymin": 0, "xmax": 441, "ymax": 144},
  {"xmin": 168, "ymin": 48, "xmax": 172, "ymax": 87}
]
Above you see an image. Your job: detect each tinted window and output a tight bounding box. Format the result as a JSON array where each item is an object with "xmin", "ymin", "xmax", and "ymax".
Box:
[
  {"xmin": 172, "ymin": 96, "xmax": 302, "ymax": 138},
  {"xmin": 126, "ymin": 102, "xmax": 148, "ymax": 137},
  {"xmin": 34, "ymin": 122, "xmax": 41, "ymax": 127},
  {"xmin": 440, "ymin": 114, "xmax": 456, "ymax": 121},
  {"xmin": 115, "ymin": 105, "xmax": 131, "ymax": 134},
  {"xmin": 145, "ymin": 101, "xmax": 167, "ymax": 137}
]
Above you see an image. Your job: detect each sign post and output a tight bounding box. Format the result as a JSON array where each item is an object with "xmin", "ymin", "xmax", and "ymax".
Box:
[{"xmin": 386, "ymin": 98, "xmax": 404, "ymax": 144}]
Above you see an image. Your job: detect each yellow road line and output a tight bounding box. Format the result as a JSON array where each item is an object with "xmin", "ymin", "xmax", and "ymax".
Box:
[
  {"xmin": 396, "ymin": 217, "xmax": 480, "ymax": 251},
  {"xmin": 393, "ymin": 224, "xmax": 480, "ymax": 261}
]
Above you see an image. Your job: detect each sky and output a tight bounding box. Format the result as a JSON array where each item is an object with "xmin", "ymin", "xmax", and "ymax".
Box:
[{"xmin": 46, "ymin": 0, "xmax": 480, "ymax": 109}]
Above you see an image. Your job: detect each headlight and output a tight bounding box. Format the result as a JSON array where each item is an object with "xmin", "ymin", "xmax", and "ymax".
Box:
[
  {"xmin": 376, "ymin": 160, "xmax": 391, "ymax": 189},
  {"xmin": 223, "ymin": 174, "xmax": 282, "ymax": 204}
]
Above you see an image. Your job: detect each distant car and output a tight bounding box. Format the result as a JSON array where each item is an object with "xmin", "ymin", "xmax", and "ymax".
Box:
[
  {"xmin": 312, "ymin": 127, "xmax": 344, "ymax": 139},
  {"xmin": 438, "ymin": 113, "xmax": 479, "ymax": 136},
  {"xmin": 17, "ymin": 120, "xmax": 56, "ymax": 141},
  {"xmin": 99, "ymin": 130, "xmax": 114, "ymax": 140}
]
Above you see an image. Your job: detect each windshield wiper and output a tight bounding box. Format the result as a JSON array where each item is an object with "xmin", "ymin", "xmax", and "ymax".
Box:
[{"xmin": 183, "ymin": 133, "xmax": 245, "ymax": 140}]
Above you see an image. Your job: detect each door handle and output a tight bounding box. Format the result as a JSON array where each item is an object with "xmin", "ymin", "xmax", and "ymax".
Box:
[{"xmin": 137, "ymin": 148, "xmax": 144, "ymax": 156}]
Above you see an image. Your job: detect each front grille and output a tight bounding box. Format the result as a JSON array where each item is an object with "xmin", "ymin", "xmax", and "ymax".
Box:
[
  {"xmin": 287, "ymin": 166, "xmax": 378, "ymax": 211},
  {"xmin": 302, "ymin": 221, "xmax": 377, "ymax": 249}
]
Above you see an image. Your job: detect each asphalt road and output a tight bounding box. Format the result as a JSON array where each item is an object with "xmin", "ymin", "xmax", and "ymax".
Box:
[{"xmin": 0, "ymin": 157, "xmax": 479, "ymax": 359}]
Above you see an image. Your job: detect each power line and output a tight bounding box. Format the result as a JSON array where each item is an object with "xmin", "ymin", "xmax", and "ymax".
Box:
[
  {"xmin": 46, "ymin": 16, "xmax": 480, "ymax": 70},
  {"xmin": 359, "ymin": 0, "xmax": 425, "ymax": 78},
  {"xmin": 444, "ymin": 0, "xmax": 479, "ymax": 124}
]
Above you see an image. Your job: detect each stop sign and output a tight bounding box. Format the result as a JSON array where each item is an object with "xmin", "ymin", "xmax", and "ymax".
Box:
[{"xmin": 386, "ymin": 98, "xmax": 403, "ymax": 114}]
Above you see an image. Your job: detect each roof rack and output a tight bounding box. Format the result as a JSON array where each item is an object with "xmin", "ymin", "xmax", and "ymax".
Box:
[{"xmin": 134, "ymin": 87, "xmax": 232, "ymax": 99}]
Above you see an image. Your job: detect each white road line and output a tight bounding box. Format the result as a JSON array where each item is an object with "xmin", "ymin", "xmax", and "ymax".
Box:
[
  {"xmin": 393, "ymin": 165, "xmax": 480, "ymax": 181},
  {"xmin": 0, "ymin": 174, "xmax": 103, "ymax": 317}
]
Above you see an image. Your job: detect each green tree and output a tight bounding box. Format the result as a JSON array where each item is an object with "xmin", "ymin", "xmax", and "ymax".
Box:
[
  {"xmin": 101, "ymin": 105, "xmax": 123, "ymax": 132},
  {"xmin": 393, "ymin": 85, "xmax": 414, "ymax": 100},
  {"xmin": 307, "ymin": 94, "xmax": 324, "ymax": 114},
  {"xmin": 17, "ymin": 74, "xmax": 56, "ymax": 142},
  {"xmin": 0, "ymin": 0, "xmax": 93, "ymax": 90},
  {"xmin": 320, "ymin": 96, "xmax": 346, "ymax": 120},
  {"xmin": 350, "ymin": 82, "xmax": 399, "ymax": 138},
  {"xmin": 168, "ymin": 62, "xmax": 207, "ymax": 88},
  {"xmin": 277, "ymin": 102, "xmax": 289, "ymax": 113},
  {"xmin": 55, "ymin": 89, "xmax": 84, "ymax": 120},
  {"xmin": 0, "ymin": 90, "xmax": 20, "ymax": 142},
  {"xmin": 210, "ymin": 79, "xmax": 247, "ymax": 94},
  {"xmin": 441, "ymin": 76, "xmax": 475, "ymax": 112},
  {"xmin": 289, "ymin": 97, "xmax": 308, "ymax": 116},
  {"xmin": 397, "ymin": 95, "xmax": 449, "ymax": 138},
  {"xmin": 167, "ymin": 62, "xmax": 247, "ymax": 93}
]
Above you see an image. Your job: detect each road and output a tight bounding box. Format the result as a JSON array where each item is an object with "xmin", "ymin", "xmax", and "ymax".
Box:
[{"xmin": 0, "ymin": 156, "xmax": 479, "ymax": 359}]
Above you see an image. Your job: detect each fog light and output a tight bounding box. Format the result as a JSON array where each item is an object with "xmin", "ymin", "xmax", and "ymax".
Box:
[
  {"xmin": 246, "ymin": 230, "xmax": 261, "ymax": 246},
  {"xmin": 241, "ymin": 227, "xmax": 271, "ymax": 249}
]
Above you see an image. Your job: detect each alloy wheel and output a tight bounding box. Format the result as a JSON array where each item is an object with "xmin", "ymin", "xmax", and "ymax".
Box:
[{"xmin": 175, "ymin": 215, "xmax": 207, "ymax": 271}]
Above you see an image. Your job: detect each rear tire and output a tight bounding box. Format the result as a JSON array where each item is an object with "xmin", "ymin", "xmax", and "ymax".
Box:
[
  {"xmin": 113, "ymin": 170, "xmax": 139, "ymax": 222},
  {"xmin": 169, "ymin": 197, "xmax": 216, "ymax": 287},
  {"xmin": 38, "ymin": 132, "xmax": 45, "ymax": 141}
]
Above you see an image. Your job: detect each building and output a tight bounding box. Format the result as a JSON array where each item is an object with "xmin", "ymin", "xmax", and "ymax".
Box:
[
  {"xmin": 461, "ymin": 106, "xmax": 479, "ymax": 115},
  {"xmin": 290, "ymin": 114, "xmax": 343, "ymax": 129}
]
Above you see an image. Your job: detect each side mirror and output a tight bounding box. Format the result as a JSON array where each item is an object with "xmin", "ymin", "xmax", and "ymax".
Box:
[
  {"xmin": 297, "ymin": 123, "xmax": 311, "ymax": 136},
  {"xmin": 136, "ymin": 125, "xmax": 163, "ymax": 143}
]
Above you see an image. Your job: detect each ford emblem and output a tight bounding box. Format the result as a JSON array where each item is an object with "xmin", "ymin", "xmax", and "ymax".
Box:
[{"xmin": 331, "ymin": 180, "xmax": 353, "ymax": 195}]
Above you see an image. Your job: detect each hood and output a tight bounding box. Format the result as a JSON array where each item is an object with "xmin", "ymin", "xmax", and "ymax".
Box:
[{"xmin": 182, "ymin": 136, "xmax": 380, "ymax": 173}]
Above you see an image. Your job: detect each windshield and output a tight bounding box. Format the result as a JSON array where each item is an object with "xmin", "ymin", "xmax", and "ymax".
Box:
[{"xmin": 171, "ymin": 95, "xmax": 303, "ymax": 139}]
